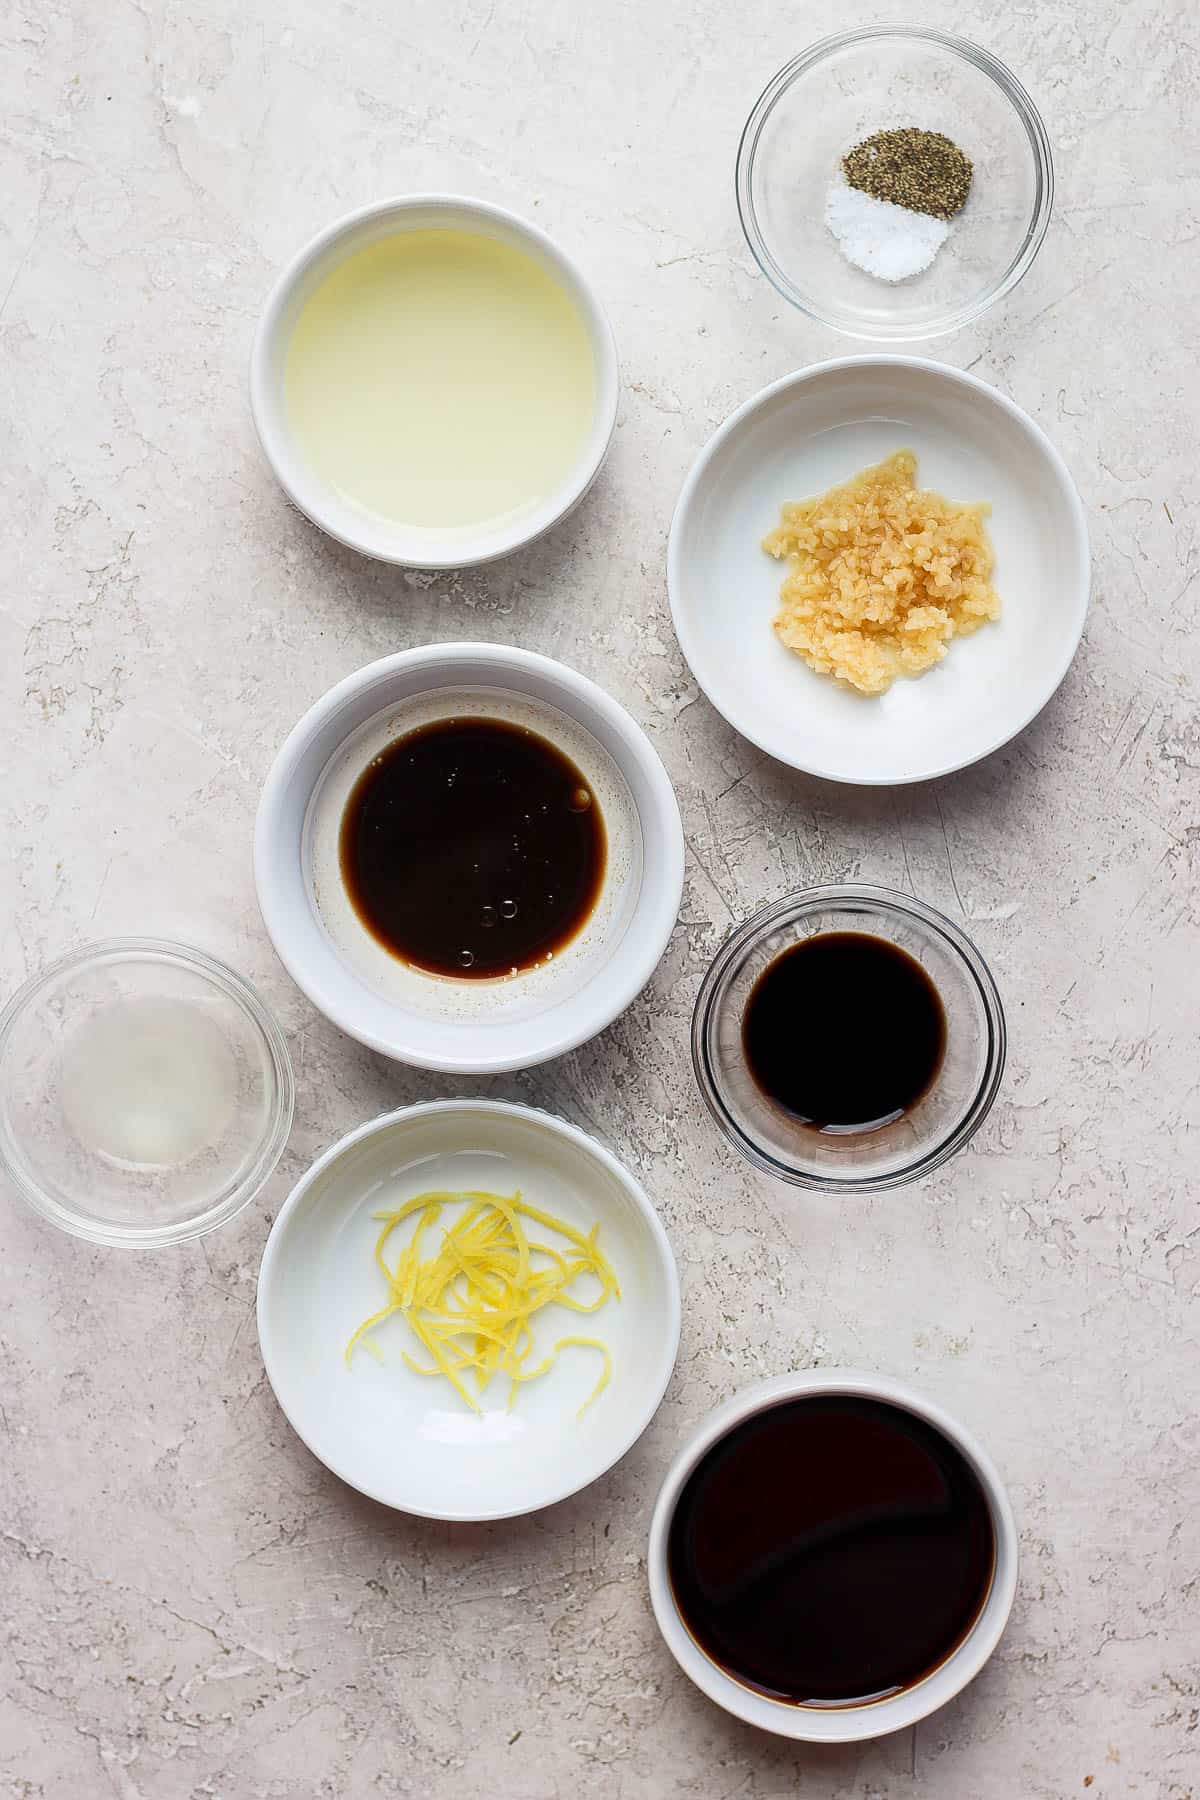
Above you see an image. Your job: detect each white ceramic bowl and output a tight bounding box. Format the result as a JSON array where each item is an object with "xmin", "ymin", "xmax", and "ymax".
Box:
[
  {"xmin": 257, "ymin": 1100, "xmax": 681, "ymax": 1520},
  {"xmin": 254, "ymin": 644, "xmax": 684, "ymax": 1073},
  {"xmin": 648, "ymin": 1369, "xmax": 1018, "ymax": 1742},
  {"xmin": 250, "ymin": 195, "xmax": 619, "ymax": 567},
  {"xmin": 668, "ymin": 358, "xmax": 1089, "ymax": 784}
]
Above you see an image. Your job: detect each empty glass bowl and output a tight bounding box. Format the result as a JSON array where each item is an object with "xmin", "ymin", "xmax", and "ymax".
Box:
[
  {"xmin": 0, "ymin": 939, "xmax": 294, "ymax": 1247},
  {"xmin": 736, "ymin": 27, "xmax": 1054, "ymax": 340},
  {"xmin": 692, "ymin": 886, "xmax": 1005, "ymax": 1191}
]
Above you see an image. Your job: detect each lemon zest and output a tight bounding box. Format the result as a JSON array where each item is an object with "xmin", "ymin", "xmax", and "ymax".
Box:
[
  {"xmin": 508, "ymin": 1335, "xmax": 612, "ymax": 1418},
  {"xmin": 345, "ymin": 1189, "xmax": 617, "ymax": 1417}
]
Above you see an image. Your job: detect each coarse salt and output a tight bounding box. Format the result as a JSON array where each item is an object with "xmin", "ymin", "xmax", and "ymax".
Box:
[{"xmin": 824, "ymin": 180, "xmax": 951, "ymax": 283}]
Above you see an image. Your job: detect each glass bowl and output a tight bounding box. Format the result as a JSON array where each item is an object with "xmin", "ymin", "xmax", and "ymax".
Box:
[
  {"xmin": 736, "ymin": 27, "xmax": 1054, "ymax": 341},
  {"xmin": 692, "ymin": 886, "xmax": 1005, "ymax": 1192},
  {"xmin": 0, "ymin": 939, "xmax": 295, "ymax": 1247}
]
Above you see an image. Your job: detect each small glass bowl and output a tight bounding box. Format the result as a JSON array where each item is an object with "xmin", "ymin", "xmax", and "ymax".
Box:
[
  {"xmin": 692, "ymin": 886, "xmax": 1005, "ymax": 1192},
  {"xmin": 0, "ymin": 939, "xmax": 295, "ymax": 1247},
  {"xmin": 736, "ymin": 27, "xmax": 1054, "ymax": 341}
]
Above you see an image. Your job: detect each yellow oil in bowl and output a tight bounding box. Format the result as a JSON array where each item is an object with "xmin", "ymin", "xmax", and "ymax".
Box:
[{"xmin": 284, "ymin": 229, "xmax": 597, "ymax": 532}]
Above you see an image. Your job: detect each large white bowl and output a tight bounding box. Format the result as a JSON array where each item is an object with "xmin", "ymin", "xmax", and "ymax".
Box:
[
  {"xmin": 254, "ymin": 644, "xmax": 684, "ymax": 1073},
  {"xmin": 250, "ymin": 195, "xmax": 619, "ymax": 567},
  {"xmin": 257, "ymin": 1100, "xmax": 681, "ymax": 1520},
  {"xmin": 668, "ymin": 358, "xmax": 1089, "ymax": 784},
  {"xmin": 647, "ymin": 1369, "xmax": 1019, "ymax": 1741}
]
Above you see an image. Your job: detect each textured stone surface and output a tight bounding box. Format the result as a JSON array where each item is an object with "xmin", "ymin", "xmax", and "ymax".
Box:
[{"xmin": 2, "ymin": 0, "xmax": 1198, "ymax": 1795}]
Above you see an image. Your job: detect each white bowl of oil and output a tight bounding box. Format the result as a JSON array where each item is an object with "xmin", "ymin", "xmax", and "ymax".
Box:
[{"xmin": 251, "ymin": 195, "xmax": 619, "ymax": 568}]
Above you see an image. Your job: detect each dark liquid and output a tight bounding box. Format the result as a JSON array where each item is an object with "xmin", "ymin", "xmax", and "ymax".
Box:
[
  {"xmin": 339, "ymin": 717, "xmax": 606, "ymax": 978},
  {"xmin": 742, "ymin": 932, "xmax": 946, "ymax": 1133},
  {"xmin": 667, "ymin": 1396, "xmax": 995, "ymax": 1707}
]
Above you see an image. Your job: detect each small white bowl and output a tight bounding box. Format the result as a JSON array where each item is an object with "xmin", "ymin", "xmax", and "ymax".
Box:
[
  {"xmin": 648, "ymin": 1369, "xmax": 1018, "ymax": 1742},
  {"xmin": 254, "ymin": 643, "xmax": 684, "ymax": 1073},
  {"xmin": 257, "ymin": 1100, "xmax": 681, "ymax": 1520},
  {"xmin": 250, "ymin": 195, "xmax": 619, "ymax": 567},
  {"xmin": 668, "ymin": 358, "xmax": 1089, "ymax": 784}
]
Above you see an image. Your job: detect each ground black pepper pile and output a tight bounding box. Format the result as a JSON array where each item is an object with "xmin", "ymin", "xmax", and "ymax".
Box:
[{"xmin": 842, "ymin": 128, "xmax": 973, "ymax": 222}]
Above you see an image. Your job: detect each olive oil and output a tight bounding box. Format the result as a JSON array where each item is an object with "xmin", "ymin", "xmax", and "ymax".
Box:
[{"xmin": 284, "ymin": 229, "xmax": 596, "ymax": 530}]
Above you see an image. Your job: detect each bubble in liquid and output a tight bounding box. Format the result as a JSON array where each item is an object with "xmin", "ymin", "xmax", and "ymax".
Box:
[
  {"xmin": 480, "ymin": 905, "xmax": 498, "ymax": 929},
  {"xmin": 459, "ymin": 950, "xmax": 475, "ymax": 969},
  {"xmin": 568, "ymin": 787, "xmax": 592, "ymax": 812},
  {"xmin": 500, "ymin": 898, "xmax": 518, "ymax": 920}
]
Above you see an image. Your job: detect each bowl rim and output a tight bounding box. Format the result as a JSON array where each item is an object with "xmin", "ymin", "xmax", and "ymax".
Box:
[
  {"xmin": 735, "ymin": 25, "xmax": 1055, "ymax": 342},
  {"xmin": 647, "ymin": 1367, "xmax": 1019, "ymax": 1741},
  {"xmin": 249, "ymin": 193, "xmax": 620, "ymax": 568},
  {"xmin": 691, "ymin": 884, "xmax": 1006, "ymax": 1192},
  {"xmin": 0, "ymin": 936, "xmax": 296, "ymax": 1248},
  {"xmin": 667, "ymin": 354, "xmax": 1090, "ymax": 786},
  {"xmin": 253, "ymin": 643, "xmax": 685, "ymax": 1073},
  {"xmin": 256, "ymin": 1097, "xmax": 683, "ymax": 1521}
]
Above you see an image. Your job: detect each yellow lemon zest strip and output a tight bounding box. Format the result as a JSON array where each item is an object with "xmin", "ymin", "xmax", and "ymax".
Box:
[
  {"xmin": 510, "ymin": 1336, "xmax": 612, "ymax": 1417},
  {"xmin": 343, "ymin": 1299, "xmax": 403, "ymax": 1368}
]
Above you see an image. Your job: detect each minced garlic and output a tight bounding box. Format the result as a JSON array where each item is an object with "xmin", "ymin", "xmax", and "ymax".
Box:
[{"xmin": 763, "ymin": 449, "xmax": 1001, "ymax": 696}]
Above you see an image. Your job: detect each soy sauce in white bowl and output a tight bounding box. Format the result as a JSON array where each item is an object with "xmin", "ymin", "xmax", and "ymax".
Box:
[{"xmin": 667, "ymin": 1393, "xmax": 994, "ymax": 1707}]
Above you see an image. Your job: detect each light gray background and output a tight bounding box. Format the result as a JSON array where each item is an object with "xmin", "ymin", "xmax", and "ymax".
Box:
[{"xmin": 2, "ymin": 1, "xmax": 1197, "ymax": 1795}]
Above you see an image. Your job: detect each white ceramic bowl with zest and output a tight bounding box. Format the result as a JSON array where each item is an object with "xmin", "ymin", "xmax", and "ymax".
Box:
[
  {"xmin": 647, "ymin": 1369, "xmax": 1019, "ymax": 1742},
  {"xmin": 250, "ymin": 195, "xmax": 619, "ymax": 567},
  {"xmin": 254, "ymin": 643, "xmax": 684, "ymax": 1073},
  {"xmin": 257, "ymin": 1099, "xmax": 681, "ymax": 1520}
]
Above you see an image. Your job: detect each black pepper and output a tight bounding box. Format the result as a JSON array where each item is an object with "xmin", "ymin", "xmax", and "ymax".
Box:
[{"xmin": 842, "ymin": 127, "xmax": 973, "ymax": 222}]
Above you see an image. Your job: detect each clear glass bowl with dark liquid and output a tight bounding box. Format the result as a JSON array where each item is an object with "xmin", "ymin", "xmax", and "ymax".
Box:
[{"xmin": 691, "ymin": 885, "xmax": 1005, "ymax": 1192}]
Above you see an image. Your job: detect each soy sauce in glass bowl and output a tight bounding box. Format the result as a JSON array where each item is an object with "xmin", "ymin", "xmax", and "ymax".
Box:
[
  {"xmin": 691, "ymin": 885, "xmax": 1005, "ymax": 1192},
  {"xmin": 742, "ymin": 931, "xmax": 946, "ymax": 1137}
]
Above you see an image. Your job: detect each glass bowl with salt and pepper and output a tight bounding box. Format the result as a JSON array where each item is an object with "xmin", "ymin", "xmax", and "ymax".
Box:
[{"xmin": 736, "ymin": 25, "xmax": 1053, "ymax": 340}]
